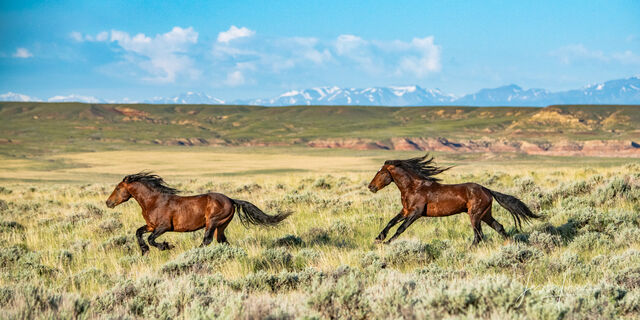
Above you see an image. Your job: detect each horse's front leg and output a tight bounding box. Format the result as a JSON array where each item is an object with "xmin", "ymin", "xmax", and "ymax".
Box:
[
  {"xmin": 135, "ymin": 225, "xmax": 150, "ymax": 255},
  {"xmin": 375, "ymin": 212, "xmax": 404, "ymax": 243},
  {"xmin": 148, "ymin": 226, "xmax": 173, "ymax": 251},
  {"xmin": 384, "ymin": 208, "xmax": 423, "ymax": 244}
]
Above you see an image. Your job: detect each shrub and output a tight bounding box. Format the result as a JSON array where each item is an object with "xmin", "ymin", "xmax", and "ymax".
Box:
[
  {"xmin": 614, "ymin": 267, "xmax": 640, "ymax": 290},
  {"xmin": 0, "ymin": 199, "xmax": 9, "ymax": 211},
  {"xmin": 294, "ymin": 249, "xmax": 320, "ymax": 269},
  {"xmin": 385, "ymin": 239, "xmax": 440, "ymax": 266},
  {"xmin": 272, "ymin": 234, "xmax": 303, "ymax": 247},
  {"xmin": 0, "ymin": 221, "xmax": 24, "ymax": 232},
  {"xmin": 528, "ymin": 231, "xmax": 562, "ymax": 252},
  {"xmin": 57, "ymin": 250, "xmax": 73, "ymax": 265},
  {"xmin": 161, "ymin": 245, "xmax": 247, "ymax": 275},
  {"xmin": 312, "ymin": 177, "xmax": 332, "ymax": 190},
  {"xmin": 483, "ymin": 243, "xmax": 542, "ymax": 268},
  {"xmin": 307, "ymin": 271, "xmax": 370, "ymax": 320},
  {"xmin": 426, "ymin": 276, "xmax": 525, "ymax": 317},
  {"xmin": 71, "ymin": 268, "xmax": 112, "ymax": 290},
  {"xmin": 303, "ymin": 228, "xmax": 332, "ymax": 246},
  {"xmin": 102, "ymin": 234, "xmax": 137, "ymax": 252},
  {"xmin": 97, "ymin": 218, "xmax": 123, "ymax": 233},
  {"xmin": 252, "ymin": 247, "xmax": 293, "ymax": 271},
  {"xmin": 568, "ymin": 232, "xmax": 613, "ymax": 251},
  {"xmin": 360, "ymin": 251, "xmax": 387, "ymax": 270}
]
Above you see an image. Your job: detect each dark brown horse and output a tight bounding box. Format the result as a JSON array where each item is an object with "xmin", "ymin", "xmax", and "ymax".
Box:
[
  {"xmin": 105, "ymin": 172, "xmax": 290, "ymax": 255},
  {"xmin": 368, "ymin": 154, "xmax": 540, "ymax": 245}
]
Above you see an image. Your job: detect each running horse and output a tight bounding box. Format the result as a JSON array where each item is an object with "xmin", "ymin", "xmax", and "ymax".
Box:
[
  {"xmin": 105, "ymin": 172, "xmax": 290, "ymax": 255},
  {"xmin": 368, "ymin": 154, "xmax": 540, "ymax": 245}
]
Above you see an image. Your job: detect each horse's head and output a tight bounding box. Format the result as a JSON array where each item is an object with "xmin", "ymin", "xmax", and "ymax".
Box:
[
  {"xmin": 106, "ymin": 180, "xmax": 132, "ymax": 208},
  {"xmin": 368, "ymin": 163, "xmax": 394, "ymax": 193}
]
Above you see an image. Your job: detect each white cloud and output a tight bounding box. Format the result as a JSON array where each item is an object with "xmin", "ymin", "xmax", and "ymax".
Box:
[
  {"xmin": 95, "ymin": 31, "xmax": 109, "ymax": 42},
  {"xmin": 552, "ymin": 44, "xmax": 607, "ymax": 64},
  {"xmin": 552, "ymin": 44, "xmax": 640, "ymax": 66},
  {"xmin": 106, "ymin": 26, "xmax": 199, "ymax": 83},
  {"xmin": 70, "ymin": 31, "xmax": 84, "ymax": 42},
  {"xmin": 224, "ymin": 70, "xmax": 245, "ymax": 86},
  {"xmin": 335, "ymin": 34, "xmax": 441, "ymax": 77},
  {"xmin": 71, "ymin": 31, "xmax": 109, "ymax": 42},
  {"xmin": 612, "ymin": 50, "xmax": 640, "ymax": 65},
  {"xmin": 396, "ymin": 36, "xmax": 441, "ymax": 77},
  {"xmin": 217, "ymin": 26, "xmax": 255, "ymax": 43},
  {"xmin": 13, "ymin": 48, "xmax": 33, "ymax": 58}
]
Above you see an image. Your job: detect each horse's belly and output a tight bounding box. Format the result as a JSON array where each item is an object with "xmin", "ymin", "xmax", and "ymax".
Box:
[
  {"xmin": 172, "ymin": 210, "xmax": 207, "ymax": 232},
  {"xmin": 425, "ymin": 201, "xmax": 466, "ymax": 217}
]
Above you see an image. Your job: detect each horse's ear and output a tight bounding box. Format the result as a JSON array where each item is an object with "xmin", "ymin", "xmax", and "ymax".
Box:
[{"xmin": 122, "ymin": 176, "xmax": 129, "ymax": 183}]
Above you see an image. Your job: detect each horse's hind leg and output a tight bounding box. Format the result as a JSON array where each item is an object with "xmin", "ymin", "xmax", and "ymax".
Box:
[
  {"xmin": 135, "ymin": 225, "xmax": 150, "ymax": 255},
  {"xmin": 482, "ymin": 213, "xmax": 508, "ymax": 239},
  {"xmin": 148, "ymin": 226, "xmax": 173, "ymax": 251},
  {"xmin": 469, "ymin": 206, "xmax": 488, "ymax": 246},
  {"xmin": 200, "ymin": 227, "xmax": 215, "ymax": 247},
  {"xmin": 214, "ymin": 220, "xmax": 231, "ymax": 244}
]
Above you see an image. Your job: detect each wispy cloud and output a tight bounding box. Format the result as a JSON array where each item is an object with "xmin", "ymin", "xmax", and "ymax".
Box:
[
  {"xmin": 552, "ymin": 44, "xmax": 640, "ymax": 65},
  {"xmin": 13, "ymin": 48, "xmax": 33, "ymax": 58},
  {"xmin": 212, "ymin": 28, "xmax": 441, "ymax": 86},
  {"xmin": 217, "ymin": 26, "xmax": 255, "ymax": 43}
]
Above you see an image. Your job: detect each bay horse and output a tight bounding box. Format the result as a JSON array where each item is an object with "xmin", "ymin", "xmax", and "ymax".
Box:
[
  {"xmin": 368, "ymin": 154, "xmax": 540, "ymax": 245},
  {"xmin": 105, "ymin": 172, "xmax": 290, "ymax": 255}
]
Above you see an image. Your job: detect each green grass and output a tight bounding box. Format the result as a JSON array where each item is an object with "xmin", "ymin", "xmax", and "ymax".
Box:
[{"xmin": 1, "ymin": 149, "xmax": 639, "ymax": 318}]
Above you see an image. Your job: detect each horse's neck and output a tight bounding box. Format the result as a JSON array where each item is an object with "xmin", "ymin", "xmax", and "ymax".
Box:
[
  {"xmin": 128, "ymin": 183, "xmax": 162, "ymax": 211},
  {"xmin": 390, "ymin": 167, "xmax": 436, "ymax": 194},
  {"xmin": 390, "ymin": 167, "xmax": 416, "ymax": 191}
]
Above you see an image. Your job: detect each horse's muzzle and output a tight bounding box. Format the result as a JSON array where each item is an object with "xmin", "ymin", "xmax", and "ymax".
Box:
[
  {"xmin": 368, "ymin": 185, "xmax": 378, "ymax": 193},
  {"xmin": 105, "ymin": 200, "xmax": 115, "ymax": 208}
]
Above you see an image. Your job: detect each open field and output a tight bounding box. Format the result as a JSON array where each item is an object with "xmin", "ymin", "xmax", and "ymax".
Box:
[{"xmin": 1, "ymin": 148, "xmax": 640, "ymax": 319}]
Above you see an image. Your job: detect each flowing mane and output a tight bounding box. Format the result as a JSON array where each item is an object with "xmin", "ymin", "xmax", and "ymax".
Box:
[
  {"xmin": 385, "ymin": 154, "xmax": 451, "ymax": 182},
  {"xmin": 123, "ymin": 172, "xmax": 180, "ymax": 194}
]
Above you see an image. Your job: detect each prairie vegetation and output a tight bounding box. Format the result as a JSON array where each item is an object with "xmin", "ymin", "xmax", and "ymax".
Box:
[{"xmin": 1, "ymin": 150, "xmax": 639, "ymax": 319}]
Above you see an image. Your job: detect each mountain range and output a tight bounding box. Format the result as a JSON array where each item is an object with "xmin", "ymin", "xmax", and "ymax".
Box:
[{"xmin": 2, "ymin": 76, "xmax": 639, "ymax": 106}]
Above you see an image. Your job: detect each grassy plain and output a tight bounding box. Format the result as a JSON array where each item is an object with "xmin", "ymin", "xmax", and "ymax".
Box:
[{"xmin": 1, "ymin": 147, "xmax": 640, "ymax": 319}]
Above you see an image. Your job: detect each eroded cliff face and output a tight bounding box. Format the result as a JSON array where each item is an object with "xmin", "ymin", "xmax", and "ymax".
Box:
[
  {"xmin": 140, "ymin": 136, "xmax": 640, "ymax": 157},
  {"xmin": 304, "ymin": 137, "xmax": 640, "ymax": 157}
]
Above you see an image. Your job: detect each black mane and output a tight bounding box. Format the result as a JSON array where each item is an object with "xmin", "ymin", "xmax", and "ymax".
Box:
[
  {"xmin": 385, "ymin": 154, "xmax": 451, "ymax": 182},
  {"xmin": 123, "ymin": 172, "xmax": 180, "ymax": 194}
]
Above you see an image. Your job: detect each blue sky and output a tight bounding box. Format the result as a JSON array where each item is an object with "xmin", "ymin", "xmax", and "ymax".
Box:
[{"xmin": 1, "ymin": 0, "xmax": 639, "ymax": 101}]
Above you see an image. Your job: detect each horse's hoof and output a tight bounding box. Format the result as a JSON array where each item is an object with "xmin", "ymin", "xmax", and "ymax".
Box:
[
  {"xmin": 141, "ymin": 247, "xmax": 150, "ymax": 255},
  {"xmin": 383, "ymin": 240, "xmax": 393, "ymax": 245},
  {"xmin": 374, "ymin": 239, "xmax": 384, "ymax": 244}
]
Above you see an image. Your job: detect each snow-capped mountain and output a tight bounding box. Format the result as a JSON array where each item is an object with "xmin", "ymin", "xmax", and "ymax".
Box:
[
  {"xmin": 48, "ymin": 95, "xmax": 103, "ymax": 103},
  {"xmin": 1, "ymin": 76, "xmax": 639, "ymax": 106},
  {"xmin": 0, "ymin": 92, "xmax": 41, "ymax": 102},
  {"xmin": 455, "ymin": 85, "xmax": 550, "ymax": 106},
  {"xmin": 146, "ymin": 92, "xmax": 225, "ymax": 104},
  {"xmin": 242, "ymin": 85, "xmax": 456, "ymax": 106},
  {"xmin": 549, "ymin": 77, "xmax": 640, "ymax": 105},
  {"xmin": 455, "ymin": 77, "xmax": 640, "ymax": 106}
]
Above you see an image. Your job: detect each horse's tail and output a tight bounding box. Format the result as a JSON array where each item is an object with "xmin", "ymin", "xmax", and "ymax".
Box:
[
  {"xmin": 231, "ymin": 199, "xmax": 291, "ymax": 228},
  {"xmin": 485, "ymin": 188, "xmax": 541, "ymax": 230}
]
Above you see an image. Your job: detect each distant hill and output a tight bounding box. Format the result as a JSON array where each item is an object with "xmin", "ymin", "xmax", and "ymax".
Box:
[
  {"xmin": 1, "ymin": 102, "xmax": 639, "ymax": 157},
  {"xmin": 2, "ymin": 77, "xmax": 640, "ymax": 107}
]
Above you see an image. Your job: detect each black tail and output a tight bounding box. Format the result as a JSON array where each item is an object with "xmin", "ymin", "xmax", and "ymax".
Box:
[
  {"xmin": 231, "ymin": 199, "xmax": 291, "ymax": 228},
  {"xmin": 486, "ymin": 188, "xmax": 541, "ymax": 230}
]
